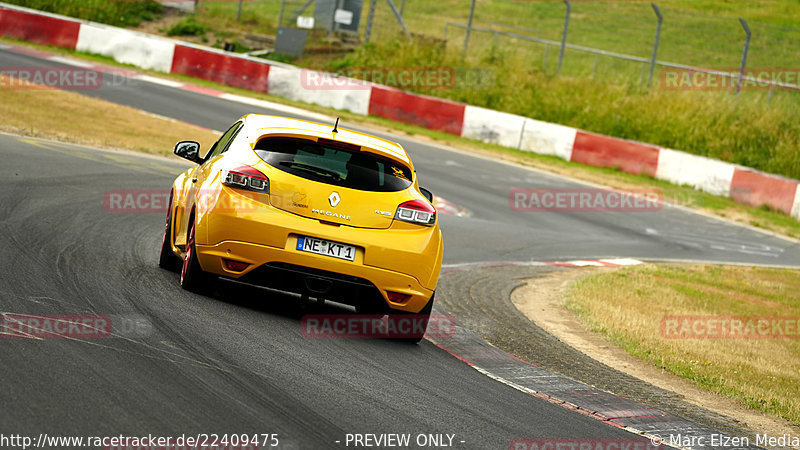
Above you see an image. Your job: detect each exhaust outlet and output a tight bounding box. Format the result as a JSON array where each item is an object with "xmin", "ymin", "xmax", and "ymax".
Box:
[{"xmin": 305, "ymin": 277, "xmax": 333, "ymax": 294}]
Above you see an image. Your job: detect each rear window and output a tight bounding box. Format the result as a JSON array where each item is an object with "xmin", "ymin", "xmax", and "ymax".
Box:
[{"xmin": 254, "ymin": 137, "xmax": 413, "ymax": 192}]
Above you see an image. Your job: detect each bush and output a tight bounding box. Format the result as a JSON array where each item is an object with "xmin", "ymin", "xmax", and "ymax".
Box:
[{"xmin": 166, "ymin": 16, "xmax": 208, "ymax": 37}]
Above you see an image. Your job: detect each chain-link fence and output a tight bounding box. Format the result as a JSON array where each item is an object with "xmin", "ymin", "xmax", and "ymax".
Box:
[
  {"xmin": 195, "ymin": 0, "xmax": 800, "ymax": 103},
  {"xmin": 435, "ymin": 1, "xmax": 800, "ymax": 103}
]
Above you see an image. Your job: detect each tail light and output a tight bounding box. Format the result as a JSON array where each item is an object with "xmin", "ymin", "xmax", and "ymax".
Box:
[
  {"xmin": 222, "ymin": 165, "xmax": 269, "ymax": 192},
  {"xmin": 223, "ymin": 259, "xmax": 250, "ymax": 272},
  {"xmin": 386, "ymin": 291, "xmax": 411, "ymax": 303},
  {"xmin": 395, "ymin": 200, "xmax": 436, "ymax": 226}
]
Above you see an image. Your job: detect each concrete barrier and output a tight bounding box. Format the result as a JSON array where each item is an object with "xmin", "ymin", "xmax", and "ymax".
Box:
[
  {"xmin": 0, "ymin": 7, "xmax": 79, "ymax": 49},
  {"xmin": 729, "ymin": 169, "xmax": 798, "ymax": 215},
  {"xmin": 571, "ymin": 131, "xmax": 660, "ymax": 177},
  {"xmin": 461, "ymin": 106, "xmax": 526, "ymax": 148},
  {"xmin": 519, "ymin": 119, "xmax": 577, "ymax": 162},
  {"xmin": 655, "ymin": 148, "xmax": 736, "ymax": 197},
  {"xmin": 368, "ymin": 85, "xmax": 465, "ymax": 135},
  {"xmin": 171, "ymin": 44, "xmax": 270, "ymax": 92},
  {"xmin": 2, "ymin": 1, "xmax": 799, "ymax": 222},
  {"xmin": 268, "ymin": 66, "xmax": 370, "ymax": 114},
  {"xmin": 77, "ymin": 24, "xmax": 175, "ymax": 73}
]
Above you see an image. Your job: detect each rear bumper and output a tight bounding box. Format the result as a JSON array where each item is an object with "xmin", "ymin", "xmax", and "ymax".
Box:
[
  {"xmin": 196, "ymin": 188, "xmax": 443, "ymax": 291},
  {"xmin": 195, "ymin": 240, "xmax": 434, "ymax": 314}
]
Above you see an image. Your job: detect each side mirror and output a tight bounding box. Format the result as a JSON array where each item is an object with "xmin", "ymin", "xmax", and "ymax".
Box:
[
  {"xmin": 419, "ymin": 187, "xmax": 434, "ymax": 203},
  {"xmin": 174, "ymin": 141, "xmax": 201, "ymax": 163}
]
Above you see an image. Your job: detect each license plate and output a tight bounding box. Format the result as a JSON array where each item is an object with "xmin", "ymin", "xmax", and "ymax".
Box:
[{"xmin": 296, "ymin": 236, "xmax": 356, "ymax": 261}]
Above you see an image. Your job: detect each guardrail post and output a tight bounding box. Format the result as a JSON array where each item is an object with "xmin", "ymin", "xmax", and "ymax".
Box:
[
  {"xmin": 648, "ymin": 3, "xmax": 663, "ymax": 86},
  {"xmin": 462, "ymin": 0, "xmax": 477, "ymax": 57},
  {"xmin": 557, "ymin": 0, "xmax": 570, "ymax": 74},
  {"xmin": 736, "ymin": 18, "xmax": 751, "ymax": 95}
]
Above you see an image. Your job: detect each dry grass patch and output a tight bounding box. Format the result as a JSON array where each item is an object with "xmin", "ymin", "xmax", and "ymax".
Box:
[
  {"xmin": 0, "ymin": 75, "xmax": 220, "ymax": 155},
  {"xmin": 566, "ymin": 264, "xmax": 800, "ymax": 425}
]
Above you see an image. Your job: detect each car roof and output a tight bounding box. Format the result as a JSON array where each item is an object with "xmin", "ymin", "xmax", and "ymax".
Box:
[{"xmin": 240, "ymin": 114, "xmax": 412, "ymax": 166}]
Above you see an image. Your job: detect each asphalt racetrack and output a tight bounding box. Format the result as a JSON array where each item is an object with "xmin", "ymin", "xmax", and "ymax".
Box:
[{"xmin": 1, "ymin": 46, "xmax": 799, "ymax": 449}]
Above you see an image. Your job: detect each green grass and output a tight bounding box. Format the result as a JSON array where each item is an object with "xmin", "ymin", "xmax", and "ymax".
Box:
[
  {"xmin": 4, "ymin": 0, "xmax": 162, "ymax": 28},
  {"xmin": 8, "ymin": 0, "xmax": 800, "ymax": 180},
  {"xmin": 10, "ymin": 34, "xmax": 800, "ymax": 232},
  {"xmin": 323, "ymin": 38, "xmax": 800, "ymax": 180},
  {"xmin": 565, "ymin": 264, "xmax": 800, "ymax": 425},
  {"xmin": 194, "ymin": 0, "xmax": 800, "ymax": 179},
  {"xmin": 166, "ymin": 15, "xmax": 207, "ymax": 37},
  {"xmin": 4, "ymin": 34, "xmax": 800, "ymax": 241}
]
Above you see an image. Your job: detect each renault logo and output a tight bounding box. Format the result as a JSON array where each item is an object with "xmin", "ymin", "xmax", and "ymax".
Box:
[{"xmin": 328, "ymin": 192, "xmax": 341, "ymax": 207}]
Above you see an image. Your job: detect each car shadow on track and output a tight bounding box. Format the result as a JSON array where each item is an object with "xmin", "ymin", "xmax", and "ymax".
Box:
[{"xmin": 161, "ymin": 272, "xmax": 425, "ymax": 347}]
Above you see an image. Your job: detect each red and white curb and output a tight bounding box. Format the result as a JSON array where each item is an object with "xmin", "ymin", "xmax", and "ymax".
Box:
[
  {"xmin": 2, "ymin": 2, "xmax": 798, "ymax": 221},
  {"xmin": 434, "ymin": 196, "xmax": 470, "ymax": 217},
  {"xmin": 429, "ymin": 336, "xmax": 687, "ymax": 450}
]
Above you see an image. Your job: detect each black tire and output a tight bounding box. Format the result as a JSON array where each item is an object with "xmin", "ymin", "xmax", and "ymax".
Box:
[
  {"xmin": 158, "ymin": 191, "xmax": 181, "ymax": 272},
  {"xmin": 180, "ymin": 218, "xmax": 211, "ymax": 293},
  {"xmin": 391, "ymin": 293, "xmax": 434, "ymax": 344}
]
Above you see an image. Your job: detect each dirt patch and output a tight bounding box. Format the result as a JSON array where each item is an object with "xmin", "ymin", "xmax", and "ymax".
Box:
[{"xmin": 511, "ymin": 267, "xmax": 800, "ymax": 441}]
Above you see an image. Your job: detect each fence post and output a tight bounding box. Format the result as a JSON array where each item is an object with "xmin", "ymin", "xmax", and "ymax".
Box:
[
  {"xmin": 290, "ymin": 0, "xmax": 315, "ymax": 22},
  {"xmin": 463, "ymin": 0, "xmax": 477, "ymax": 57},
  {"xmin": 557, "ymin": 0, "xmax": 571, "ymax": 74},
  {"xmin": 736, "ymin": 18, "xmax": 751, "ymax": 95},
  {"xmin": 328, "ymin": 0, "xmax": 342, "ymax": 35},
  {"xmin": 278, "ymin": 0, "xmax": 286, "ymax": 28},
  {"xmin": 542, "ymin": 43, "xmax": 549, "ymax": 71},
  {"xmin": 236, "ymin": 0, "xmax": 242, "ymax": 21},
  {"xmin": 386, "ymin": 0, "xmax": 411, "ymax": 38},
  {"xmin": 365, "ymin": 0, "xmax": 378, "ymax": 43},
  {"xmin": 648, "ymin": 3, "xmax": 663, "ymax": 86}
]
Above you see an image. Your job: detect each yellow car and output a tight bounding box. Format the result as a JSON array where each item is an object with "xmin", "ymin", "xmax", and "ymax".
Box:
[{"xmin": 159, "ymin": 114, "xmax": 443, "ymax": 342}]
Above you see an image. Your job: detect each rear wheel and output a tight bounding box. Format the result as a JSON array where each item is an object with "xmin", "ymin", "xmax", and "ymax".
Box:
[
  {"xmin": 158, "ymin": 191, "xmax": 181, "ymax": 272},
  {"xmin": 180, "ymin": 218, "xmax": 211, "ymax": 293},
  {"xmin": 391, "ymin": 293, "xmax": 434, "ymax": 344}
]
